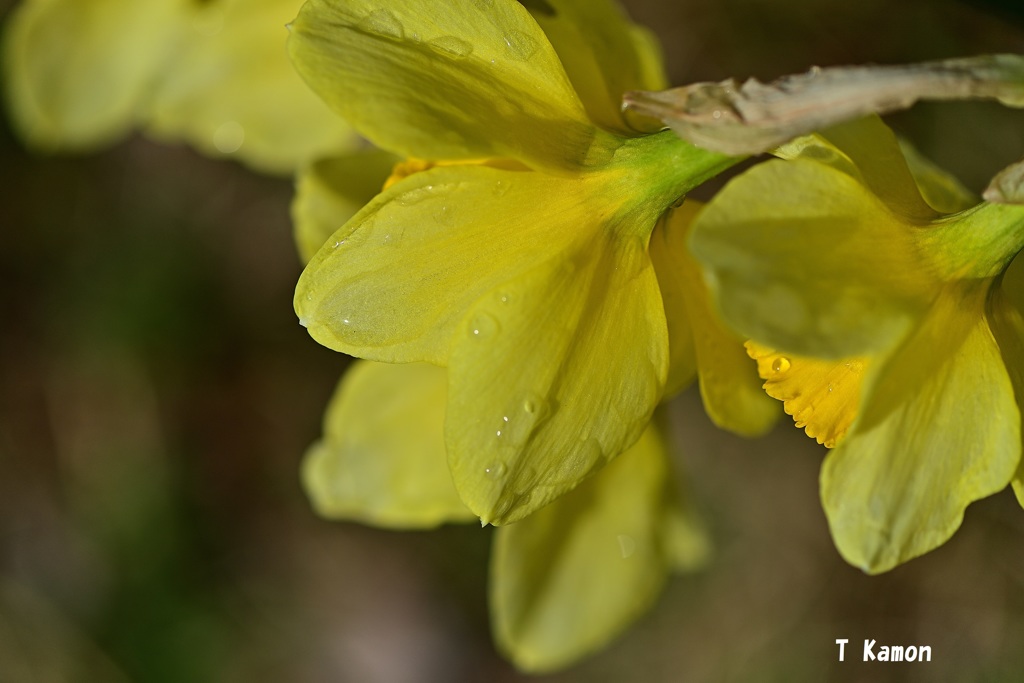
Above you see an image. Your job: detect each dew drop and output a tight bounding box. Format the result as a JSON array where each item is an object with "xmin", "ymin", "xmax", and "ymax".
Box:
[
  {"xmin": 553, "ymin": 438, "xmax": 602, "ymax": 483},
  {"xmin": 398, "ymin": 185, "xmax": 436, "ymax": 206},
  {"xmin": 503, "ymin": 30, "xmax": 539, "ymax": 61},
  {"xmin": 469, "ymin": 312, "xmax": 500, "ymax": 339},
  {"xmin": 212, "ymin": 120, "xmax": 244, "ymax": 154},
  {"xmin": 828, "ymin": 383, "xmax": 834, "ymax": 393},
  {"xmin": 496, "ymin": 291, "xmax": 511, "ymax": 304},
  {"xmin": 485, "ymin": 462, "xmax": 507, "ymax": 479},
  {"xmin": 492, "ymin": 179, "xmax": 510, "ymax": 197},
  {"xmin": 712, "ymin": 109, "xmax": 722, "ymax": 120},
  {"xmin": 434, "ymin": 204, "xmax": 454, "ymax": 225},
  {"xmin": 428, "ymin": 35, "xmax": 473, "ymax": 59},
  {"xmin": 358, "ymin": 9, "xmax": 404, "ymax": 39},
  {"xmin": 617, "ymin": 534, "xmax": 637, "ymax": 559},
  {"xmin": 771, "ymin": 357, "xmax": 791, "ymax": 374}
]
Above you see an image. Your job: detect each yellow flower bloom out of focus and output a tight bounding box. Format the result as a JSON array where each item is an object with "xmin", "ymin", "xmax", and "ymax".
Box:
[
  {"xmin": 3, "ymin": 0, "xmax": 356, "ymax": 172},
  {"xmin": 289, "ymin": 0, "xmax": 775, "ymax": 526},
  {"xmin": 690, "ymin": 115, "xmax": 1024, "ymax": 573}
]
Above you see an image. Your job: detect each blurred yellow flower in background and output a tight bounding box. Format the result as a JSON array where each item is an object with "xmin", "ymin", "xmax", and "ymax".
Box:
[{"xmin": 3, "ymin": 0, "xmax": 357, "ymax": 172}]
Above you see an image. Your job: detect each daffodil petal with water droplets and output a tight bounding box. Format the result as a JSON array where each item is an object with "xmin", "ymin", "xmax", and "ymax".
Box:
[
  {"xmin": 297, "ymin": 164, "xmax": 611, "ymax": 364},
  {"xmin": 302, "ymin": 360, "xmax": 474, "ymax": 528},
  {"xmin": 491, "ymin": 420, "xmax": 703, "ymax": 673},
  {"xmin": 288, "ymin": 0, "xmax": 613, "ymax": 173},
  {"xmin": 822, "ymin": 286, "xmax": 1020, "ymax": 573},
  {"xmin": 445, "ymin": 230, "xmax": 667, "ymax": 525}
]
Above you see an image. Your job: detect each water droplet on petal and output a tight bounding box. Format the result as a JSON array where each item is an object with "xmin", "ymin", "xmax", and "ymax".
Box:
[
  {"xmin": 434, "ymin": 205, "xmax": 454, "ymax": 225},
  {"xmin": 492, "ymin": 179, "xmax": 510, "ymax": 197},
  {"xmin": 553, "ymin": 438, "xmax": 602, "ymax": 483},
  {"xmin": 503, "ymin": 30, "xmax": 539, "ymax": 61},
  {"xmin": 398, "ymin": 184, "xmax": 436, "ymax": 206},
  {"xmin": 213, "ymin": 120, "xmax": 244, "ymax": 154},
  {"xmin": 469, "ymin": 312, "xmax": 500, "ymax": 339},
  {"xmin": 771, "ymin": 357, "xmax": 791, "ymax": 374},
  {"xmin": 485, "ymin": 461, "xmax": 507, "ymax": 479},
  {"xmin": 358, "ymin": 9, "xmax": 404, "ymax": 39},
  {"xmin": 617, "ymin": 534, "xmax": 636, "ymax": 559},
  {"xmin": 428, "ymin": 35, "xmax": 473, "ymax": 59}
]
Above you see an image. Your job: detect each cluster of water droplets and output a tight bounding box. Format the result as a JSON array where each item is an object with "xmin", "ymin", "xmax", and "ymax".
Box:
[{"xmin": 355, "ymin": 8, "xmax": 539, "ymax": 63}]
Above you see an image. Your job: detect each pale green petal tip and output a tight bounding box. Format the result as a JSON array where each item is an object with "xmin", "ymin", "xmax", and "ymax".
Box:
[
  {"xmin": 489, "ymin": 423, "xmax": 677, "ymax": 673},
  {"xmin": 822, "ymin": 306, "xmax": 1021, "ymax": 574},
  {"xmin": 302, "ymin": 362, "xmax": 475, "ymax": 529}
]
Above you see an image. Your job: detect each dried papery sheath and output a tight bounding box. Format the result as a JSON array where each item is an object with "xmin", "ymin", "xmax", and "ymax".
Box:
[
  {"xmin": 986, "ymin": 158, "xmax": 1024, "ymax": 205},
  {"xmin": 624, "ymin": 54, "xmax": 1024, "ymax": 155}
]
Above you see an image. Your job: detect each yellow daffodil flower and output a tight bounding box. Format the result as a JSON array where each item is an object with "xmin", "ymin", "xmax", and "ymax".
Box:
[
  {"xmin": 3, "ymin": 0, "xmax": 356, "ymax": 172},
  {"xmin": 689, "ymin": 114, "xmax": 1024, "ymax": 573},
  {"xmin": 290, "ymin": 0, "xmax": 777, "ymax": 526}
]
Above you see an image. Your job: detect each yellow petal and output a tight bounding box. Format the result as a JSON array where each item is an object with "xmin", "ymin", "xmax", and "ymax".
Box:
[
  {"xmin": 690, "ymin": 156, "xmax": 938, "ymax": 359},
  {"xmin": 523, "ymin": 0, "xmax": 667, "ymax": 133},
  {"xmin": 296, "ymin": 165, "xmax": 575, "ymax": 364},
  {"xmin": 822, "ymin": 285, "xmax": 1020, "ymax": 573},
  {"xmin": 988, "ymin": 251, "xmax": 1024, "ymax": 509},
  {"xmin": 3, "ymin": 0, "xmax": 185, "ymax": 150},
  {"xmin": 302, "ymin": 361, "xmax": 475, "ymax": 528},
  {"xmin": 287, "ymin": 0, "xmax": 615, "ymax": 173},
  {"xmin": 746, "ymin": 342, "xmax": 865, "ymax": 448},
  {"xmin": 445, "ymin": 227, "xmax": 667, "ymax": 524},
  {"xmin": 295, "ymin": 152, "xmax": 693, "ymax": 365},
  {"xmin": 292, "ymin": 150, "xmax": 399, "ymax": 263},
  {"xmin": 490, "ymin": 420, "xmax": 702, "ymax": 673},
  {"xmin": 146, "ymin": 0, "xmax": 358, "ymax": 174},
  {"xmin": 649, "ymin": 209, "xmax": 697, "ymax": 397},
  {"xmin": 660, "ymin": 201, "xmax": 779, "ymax": 436}
]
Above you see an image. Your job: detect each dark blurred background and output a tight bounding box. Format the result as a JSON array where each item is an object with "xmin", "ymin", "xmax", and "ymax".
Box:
[{"xmin": 2, "ymin": 0, "xmax": 1024, "ymax": 681}]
